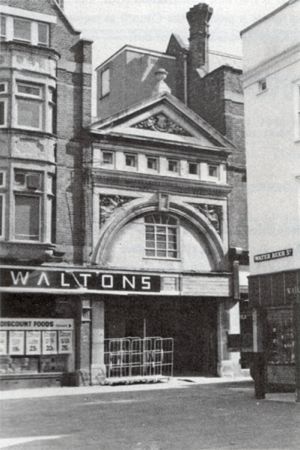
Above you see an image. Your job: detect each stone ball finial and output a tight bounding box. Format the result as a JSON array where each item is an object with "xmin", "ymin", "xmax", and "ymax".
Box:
[{"xmin": 152, "ymin": 68, "xmax": 171, "ymax": 96}]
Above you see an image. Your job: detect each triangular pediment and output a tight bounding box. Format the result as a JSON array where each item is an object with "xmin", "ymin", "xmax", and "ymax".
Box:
[{"xmin": 90, "ymin": 94, "xmax": 234, "ymax": 151}]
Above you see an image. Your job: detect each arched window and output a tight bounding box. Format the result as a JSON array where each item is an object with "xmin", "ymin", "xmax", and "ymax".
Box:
[{"xmin": 144, "ymin": 213, "xmax": 179, "ymax": 259}]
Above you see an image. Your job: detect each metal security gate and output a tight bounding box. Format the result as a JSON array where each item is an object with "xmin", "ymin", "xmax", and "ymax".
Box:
[{"xmin": 104, "ymin": 337, "xmax": 173, "ymax": 383}]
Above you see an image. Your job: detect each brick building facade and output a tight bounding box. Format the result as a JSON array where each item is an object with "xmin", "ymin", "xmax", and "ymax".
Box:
[{"xmin": 0, "ymin": 0, "xmax": 93, "ymax": 388}]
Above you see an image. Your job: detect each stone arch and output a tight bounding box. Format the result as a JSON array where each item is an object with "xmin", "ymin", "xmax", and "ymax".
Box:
[{"xmin": 91, "ymin": 198, "xmax": 225, "ymax": 269}]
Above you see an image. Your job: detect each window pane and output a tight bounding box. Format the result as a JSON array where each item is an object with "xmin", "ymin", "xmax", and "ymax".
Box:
[
  {"xmin": 14, "ymin": 18, "xmax": 31, "ymax": 42},
  {"xmin": 17, "ymin": 100, "xmax": 41, "ymax": 128},
  {"xmin": 0, "ymin": 195, "xmax": 3, "ymax": 236},
  {"xmin": 15, "ymin": 195, "xmax": 40, "ymax": 240},
  {"xmin": 125, "ymin": 154, "xmax": 136, "ymax": 167},
  {"xmin": 146, "ymin": 240, "xmax": 155, "ymax": 248},
  {"xmin": 189, "ymin": 163, "xmax": 198, "ymax": 175},
  {"xmin": 0, "ymin": 101, "xmax": 4, "ymax": 126},
  {"xmin": 38, "ymin": 22, "xmax": 49, "ymax": 45},
  {"xmin": 101, "ymin": 69, "xmax": 110, "ymax": 96},
  {"xmin": 0, "ymin": 16, "xmax": 6, "ymax": 38},
  {"xmin": 208, "ymin": 165, "xmax": 218, "ymax": 177},
  {"xmin": 103, "ymin": 152, "xmax": 113, "ymax": 164},
  {"xmin": 157, "ymin": 250, "xmax": 167, "ymax": 257},
  {"xmin": 146, "ymin": 249, "xmax": 155, "ymax": 257},
  {"xmin": 147, "ymin": 157, "xmax": 158, "ymax": 170},
  {"xmin": 17, "ymin": 84, "xmax": 41, "ymax": 97},
  {"xmin": 168, "ymin": 160, "xmax": 178, "ymax": 172}
]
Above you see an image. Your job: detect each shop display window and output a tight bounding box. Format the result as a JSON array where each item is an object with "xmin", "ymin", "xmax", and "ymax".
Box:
[
  {"xmin": 0, "ymin": 318, "xmax": 73, "ymax": 375},
  {"xmin": 266, "ymin": 308, "xmax": 295, "ymax": 365}
]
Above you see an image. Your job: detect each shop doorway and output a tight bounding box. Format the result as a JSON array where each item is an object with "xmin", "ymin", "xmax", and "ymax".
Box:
[{"xmin": 105, "ymin": 296, "xmax": 218, "ymax": 376}]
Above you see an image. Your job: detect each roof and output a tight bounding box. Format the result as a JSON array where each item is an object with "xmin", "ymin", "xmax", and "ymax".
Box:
[
  {"xmin": 241, "ymin": 0, "xmax": 299, "ymax": 35},
  {"xmin": 90, "ymin": 92, "xmax": 235, "ymax": 151}
]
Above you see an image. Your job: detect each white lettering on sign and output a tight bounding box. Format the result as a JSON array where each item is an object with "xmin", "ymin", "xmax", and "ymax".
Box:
[
  {"xmin": 101, "ymin": 274, "xmax": 113, "ymax": 288},
  {"xmin": 79, "ymin": 273, "xmax": 92, "ymax": 287},
  {"xmin": 0, "ymin": 318, "xmax": 74, "ymax": 330},
  {"xmin": 37, "ymin": 272, "xmax": 50, "ymax": 287},
  {"xmin": 61, "ymin": 273, "xmax": 70, "ymax": 287},
  {"xmin": 123, "ymin": 276, "xmax": 135, "ymax": 289},
  {"xmin": 10, "ymin": 271, "xmax": 29, "ymax": 286},
  {"xmin": 254, "ymin": 248, "xmax": 293, "ymax": 263},
  {"xmin": 141, "ymin": 276, "xmax": 151, "ymax": 290}
]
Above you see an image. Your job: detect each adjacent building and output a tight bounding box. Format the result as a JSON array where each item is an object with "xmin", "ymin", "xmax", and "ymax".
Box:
[
  {"xmin": 242, "ymin": 0, "xmax": 300, "ymax": 397},
  {"xmin": 0, "ymin": 0, "xmax": 93, "ymax": 388}
]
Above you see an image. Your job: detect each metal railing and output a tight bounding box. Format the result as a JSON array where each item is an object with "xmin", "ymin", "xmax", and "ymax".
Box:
[{"xmin": 104, "ymin": 337, "xmax": 173, "ymax": 381}]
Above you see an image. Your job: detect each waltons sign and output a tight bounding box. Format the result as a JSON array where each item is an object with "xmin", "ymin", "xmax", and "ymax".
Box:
[{"xmin": 0, "ymin": 268, "xmax": 161, "ymax": 293}]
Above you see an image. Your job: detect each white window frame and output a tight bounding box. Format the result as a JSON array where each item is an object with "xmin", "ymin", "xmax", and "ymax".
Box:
[
  {"xmin": 0, "ymin": 98, "xmax": 7, "ymax": 128},
  {"xmin": 37, "ymin": 21, "xmax": 50, "ymax": 47},
  {"xmin": 100, "ymin": 68, "xmax": 110, "ymax": 97},
  {"xmin": 295, "ymin": 83, "xmax": 300, "ymax": 141},
  {"xmin": 0, "ymin": 170, "xmax": 6, "ymax": 188},
  {"xmin": 124, "ymin": 153, "xmax": 137, "ymax": 169},
  {"xmin": 258, "ymin": 78, "xmax": 267, "ymax": 94},
  {"xmin": 16, "ymin": 81, "xmax": 43, "ymax": 131},
  {"xmin": 14, "ymin": 193, "xmax": 41, "ymax": 241},
  {"xmin": 102, "ymin": 151, "xmax": 114, "ymax": 166},
  {"xmin": 188, "ymin": 162, "xmax": 198, "ymax": 176},
  {"xmin": 13, "ymin": 16, "xmax": 31, "ymax": 43},
  {"xmin": 13, "ymin": 169, "xmax": 43, "ymax": 242},
  {"xmin": 144, "ymin": 214, "xmax": 180, "ymax": 260},
  {"xmin": 0, "ymin": 193, "xmax": 4, "ymax": 239},
  {"xmin": 0, "ymin": 81, "xmax": 8, "ymax": 94},
  {"xmin": 0, "ymin": 15, "xmax": 6, "ymax": 40},
  {"xmin": 207, "ymin": 164, "xmax": 220, "ymax": 181},
  {"xmin": 147, "ymin": 156, "xmax": 159, "ymax": 172},
  {"xmin": 167, "ymin": 159, "xmax": 179, "ymax": 174}
]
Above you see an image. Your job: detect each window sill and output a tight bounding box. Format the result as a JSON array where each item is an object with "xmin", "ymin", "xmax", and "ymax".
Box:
[
  {"xmin": 143, "ymin": 257, "xmax": 181, "ymax": 262},
  {"xmin": 99, "ymin": 92, "xmax": 110, "ymax": 100}
]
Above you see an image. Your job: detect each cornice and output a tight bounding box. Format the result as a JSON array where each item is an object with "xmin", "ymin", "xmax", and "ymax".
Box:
[
  {"xmin": 92, "ymin": 170, "xmax": 232, "ymax": 197},
  {"xmin": 0, "ymin": 41, "xmax": 60, "ymax": 61},
  {"xmin": 91, "ymin": 133, "xmax": 230, "ymax": 159}
]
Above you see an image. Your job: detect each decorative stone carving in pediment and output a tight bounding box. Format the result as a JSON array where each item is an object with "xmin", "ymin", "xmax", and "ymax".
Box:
[
  {"xmin": 189, "ymin": 203, "xmax": 223, "ymax": 236},
  {"xmin": 132, "ymin": 113, "xmax": 192, "ymax": 136},
  {"xmin": 99, "ymin": 195, "xmax": 136, "ymax": 226}
]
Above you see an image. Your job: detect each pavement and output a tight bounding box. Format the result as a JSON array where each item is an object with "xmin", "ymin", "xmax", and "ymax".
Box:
[
  {"xmin": 0, "ymin": 376, "xmax": 298, "ymax": 402},
  {"xmin": 0, "ymin": 377, "xmax": 299, "ymax": 450}
]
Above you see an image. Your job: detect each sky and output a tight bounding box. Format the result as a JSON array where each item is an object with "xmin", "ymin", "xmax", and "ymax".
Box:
[{"xmin": 64, "ymin": 0, "xmax": 286, "ymax": 67}]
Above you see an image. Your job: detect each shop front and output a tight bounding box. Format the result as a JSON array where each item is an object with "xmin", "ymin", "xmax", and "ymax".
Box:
[
  {"xmin": 0, "ymin": 265, "xmax": 241, "ymax": 388},
  {"xmin": 249, "ymin": 269, "xmax": 300, "ymax": 396}
]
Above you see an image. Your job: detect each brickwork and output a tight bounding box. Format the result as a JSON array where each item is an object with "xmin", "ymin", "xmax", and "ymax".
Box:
[{"xmin": 1, "ymin": 1, "xmax": 92, "ymax": 264}]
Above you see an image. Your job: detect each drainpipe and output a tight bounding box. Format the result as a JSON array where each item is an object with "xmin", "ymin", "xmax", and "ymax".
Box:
[{"xmin": 183, "ymin": 53, "xmax": 188, "ymax": 105}]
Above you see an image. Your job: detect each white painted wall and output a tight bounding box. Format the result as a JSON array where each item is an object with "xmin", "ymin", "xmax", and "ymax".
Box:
[
  {"xmin": 243, "ymin": 0, "xmax": 300, "ymax": 275},
  {"xmin": 242, "ymin": 0, "xmax": 300, "ymax": 72}
]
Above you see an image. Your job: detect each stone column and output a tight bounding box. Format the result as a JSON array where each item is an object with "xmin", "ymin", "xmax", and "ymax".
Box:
[
  {"xmin": 91, "ymin": 299, "xmax": 106, "ymax": 385},
  {"xmin": 75, "ymin": 297, "xmax": 91, "ymax": 386},
  {"xmin": 218, "ymin": 300, "xmax": 242, "ymax": 377}
]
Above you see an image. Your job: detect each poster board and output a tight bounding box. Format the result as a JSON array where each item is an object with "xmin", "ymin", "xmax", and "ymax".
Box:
[
  {"xmin": 26, "ymin": 331, "xmax": 41, "ymax": 355},
  {"xmin": 9, "ymin": 331, "xmax": 24, "ymax": 355}
]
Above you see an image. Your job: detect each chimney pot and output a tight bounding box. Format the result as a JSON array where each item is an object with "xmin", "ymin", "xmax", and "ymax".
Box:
[{"xmin": 186, "ymin": 3, "xmax": 213, "ymax": 72}]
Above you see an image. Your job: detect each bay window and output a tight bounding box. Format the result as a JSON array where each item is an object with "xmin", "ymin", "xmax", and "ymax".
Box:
[
  {"xmin": 16, "ymin": 82, "xmax": 43, "ymax": 130},
  {"xmin": 14, "ymin": 170, "xmax": 43, "ymax": 241},
  {"xmin": 13, "ymin": 17, "xmax": 31, "ymax": 42}
]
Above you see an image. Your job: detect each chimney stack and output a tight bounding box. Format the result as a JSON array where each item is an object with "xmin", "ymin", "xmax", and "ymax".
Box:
[{"xmin": 186, "ymin": 3, "xmax": 213, "ymax": 74}]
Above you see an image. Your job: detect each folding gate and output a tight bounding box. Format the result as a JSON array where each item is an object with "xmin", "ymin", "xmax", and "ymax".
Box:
[{"xmin": 104, "ymin": 337, "xmax": 174, "ymax": 382}]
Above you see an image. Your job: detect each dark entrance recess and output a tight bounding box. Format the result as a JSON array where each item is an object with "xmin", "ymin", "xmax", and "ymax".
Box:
[{"xmin": 105, "ymin": 296, "xmax": 218, "ymax": 376}]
